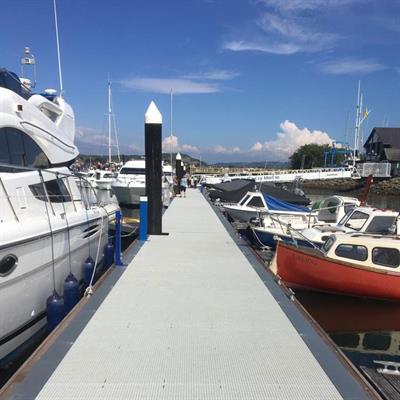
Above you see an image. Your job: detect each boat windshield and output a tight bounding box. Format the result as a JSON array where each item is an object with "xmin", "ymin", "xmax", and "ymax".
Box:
[
  {"xmin": 247, "ymin": 196, "xmax": 265, "ymax": 208},
  {"xmin": 365, "ymin": 216, "xmax": 397, "ymax": 234},
  {"xmin": 338, "ymin": 209, "xmax": 354, "ymax": 226},
  {"xmin": 239, "ymin": 194, "xmax": 251, "ymax": 206},
  {"xmin": 343, "ymin": 210, "xmax": 369, "ymax": 231},
  {"xmin": 120, "ymin": 168, "xmax": 145, "ymax": 175}
]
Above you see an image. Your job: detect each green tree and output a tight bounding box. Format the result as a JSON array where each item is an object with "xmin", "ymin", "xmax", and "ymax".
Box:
[{"xmin": 289, "ymin": 144, "xmax": 327, "ymax": 169}]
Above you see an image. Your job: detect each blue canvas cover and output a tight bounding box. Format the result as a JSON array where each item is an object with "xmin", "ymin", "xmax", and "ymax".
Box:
[{"xmin": 263, "ymin": 194, "xmax": 310, "ymax": 213}]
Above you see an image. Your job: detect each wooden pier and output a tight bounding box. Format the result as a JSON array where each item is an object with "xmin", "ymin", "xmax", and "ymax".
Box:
[{"xmin": 3, "ymin": 189, "xmax": 376, "ymax": 399}]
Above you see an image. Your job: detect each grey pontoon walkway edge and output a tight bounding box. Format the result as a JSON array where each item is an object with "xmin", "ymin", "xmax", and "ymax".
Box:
[{"xmin": 8, "ymin": 189, "xmax": 374, "ymax": 399}]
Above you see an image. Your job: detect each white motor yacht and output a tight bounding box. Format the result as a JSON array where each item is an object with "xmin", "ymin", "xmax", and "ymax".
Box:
[
  {"xmin": 112, "ymin": 160, "xmax": 172, "ymax": 206},
  {"xmin": 0, "ymin": 68, "xmax": 118, "ymax": 365},
  {"xmin": 94, "ymin": 169, "xmax": 115, "ymax": 190},
  {"xmin": 111, "ymin": 160, "xmax": 146, "ymax": 205}
]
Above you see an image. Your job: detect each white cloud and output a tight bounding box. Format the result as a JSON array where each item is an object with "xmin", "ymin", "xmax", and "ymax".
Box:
[
  {"xmin": 212, "ymin": 145, "xmax": 241, "ymax": 154},
  {"xmin": 260, "ymin": 0, "xmax": 362, "ymax": 11},
  {"xmin": 256, "ymin": 120, "xmax": 332, "ymax": 159},
  {"xmin": 182, "ymin": 144, "xmax": 200, "ymax": 153},
  {"xmin": 223, "ymin": 0, "xmax": 361, "ymax": 56},
  {"xmin": 258, "ymin": 13, "xmax": 337, "ymax": 50},
  {"xmin": 224, "ymin": 40, "xmax": 301, "ymax": 55},
  {"xmin": 250, "ymin": 142, "xmax": 263, "ymax": 152},
  {"xmin": 184, "ymin": 69, "xmax": 240, "ymax": 81},
  {"xmin": 319, "ymin": 58, "xmax": 386, "ymax": 75},
  {"xmin": 121, "ymin": 78, "xmax": 219, "ymax": 94},
  {"xmin": 162, "ymin": 134, "xmax": 199, "ymax": 154},
  {"xmin": 121, "ymin": 68, "xmax": 241, "ymax": 95}
]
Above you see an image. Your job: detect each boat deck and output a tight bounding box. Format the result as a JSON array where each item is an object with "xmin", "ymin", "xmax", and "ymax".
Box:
[{"xmin": 7, "ymin": 189, "xmax": 373, "ymax": 399}]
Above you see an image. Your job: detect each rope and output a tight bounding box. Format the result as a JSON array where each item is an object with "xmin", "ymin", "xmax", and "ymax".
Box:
[
  {"xmin": 84, "ymin": 211, "xmax": 105, "ymax": 298},
  {"xmin": 56, "ymin": 173, "xmax": 72, "ymax": 275},
  {"xmin": 38, "ymin": 170, "xmax": 57, "ymax": 293}
]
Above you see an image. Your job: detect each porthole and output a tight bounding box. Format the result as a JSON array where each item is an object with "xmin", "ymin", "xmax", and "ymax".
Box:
[{"xmin": 0, "ymin": 254, "xmax": 18, "ymax": 276}]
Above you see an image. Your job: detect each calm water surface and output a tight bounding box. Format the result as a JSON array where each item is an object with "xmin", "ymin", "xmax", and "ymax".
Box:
[{"xmin": 298, "ymin": 188, "xmax": 400, "ymax": 379}]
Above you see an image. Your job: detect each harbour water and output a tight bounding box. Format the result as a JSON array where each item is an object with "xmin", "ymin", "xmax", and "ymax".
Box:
[{"xmin": 295, "ymin": 189, "xmax": 400, "ymax": 388}]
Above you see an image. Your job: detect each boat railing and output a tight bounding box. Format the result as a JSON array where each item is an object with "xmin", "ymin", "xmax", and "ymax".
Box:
[
  {"xmin": 0, "ymin": 163, "xmax": 101, "ymax": 213},
  {"xmin": 258, "ymin": 212, "xmax": 325, "ymax": 252}
]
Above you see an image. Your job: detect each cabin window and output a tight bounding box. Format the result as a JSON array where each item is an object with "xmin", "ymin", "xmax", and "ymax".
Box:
[
  {"xmin": 322, "ymin": 237, "xmax": 335, "ymax": 252},
  {"xmin": 247, "ymin": 196, "xmax": 264, "ymax": 208},
  {"xmin": 365, "ymin": 216, "xmax": 397, "ymax": 234},
  {"xmin": 335, "ymin": 244, "xmax": 368, "ymax": 261},
  {"xmin": 372, "ymin": 247, "xmax": 400, "ymax": 268},
  {"xmin": 103, "ymin": 173, "xmax": 114, "ymax": 179},
  {"xmin": 119, "ymin": 168, "xmax": 145, "ymax": 175},
  {"xmin": 344, "ymin": 211, "xmax": 369, "ymax": 231},
  {"xmin": 0, "ymin": 127, "xmax": 50, "ymax": 170},
  {"xmin": 29, "ymin": 178, "xmax": 72, "ymax": 203},
  {"xmin": 239, "ymin": 195, "xmax": 250, "ymax": 206},
  {"xmin": 344, "ymin": 203, "xmax": 357, "ymax": 215}
]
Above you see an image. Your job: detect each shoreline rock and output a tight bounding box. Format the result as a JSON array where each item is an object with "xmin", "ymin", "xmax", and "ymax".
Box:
[{"xmin": 302, "ymin": 177, "xmax": 400, "ymax": 196}]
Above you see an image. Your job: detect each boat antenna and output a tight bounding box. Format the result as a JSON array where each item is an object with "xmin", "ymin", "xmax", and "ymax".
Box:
[{"xmin": 53, "ymin": 0, "xmax": 64, "ymax": 96}]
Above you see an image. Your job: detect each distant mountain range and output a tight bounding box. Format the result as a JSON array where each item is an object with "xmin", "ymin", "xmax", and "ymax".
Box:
[{"xmin": 77, "ymin": 154, "xmax": 288, "ymax": 169}]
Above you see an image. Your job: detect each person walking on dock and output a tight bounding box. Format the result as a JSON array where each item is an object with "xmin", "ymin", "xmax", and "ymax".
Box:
[
  {"xmin": 173, "ymin": 175, "xmax": 180, "ymax": 197},
  {"xmin": 180, "ymin": 173, "xmax": 188, "ymax": 197}
]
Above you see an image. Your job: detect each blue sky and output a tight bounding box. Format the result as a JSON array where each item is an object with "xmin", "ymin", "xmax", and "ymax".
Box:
[{"xmin": 2, "ymin": 0, "xmax": 400, "ymax": 162}]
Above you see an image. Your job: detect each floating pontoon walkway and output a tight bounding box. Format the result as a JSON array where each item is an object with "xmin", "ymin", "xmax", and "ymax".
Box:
[{"xmin": 7, "ymin": 189, "xmax": 374, "ymax": 399}]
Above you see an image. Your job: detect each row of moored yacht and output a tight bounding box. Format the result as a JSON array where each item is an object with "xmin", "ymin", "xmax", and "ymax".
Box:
[{"xmin": 213, "ymin": 181, "xmax": 400, "ymax": 302}]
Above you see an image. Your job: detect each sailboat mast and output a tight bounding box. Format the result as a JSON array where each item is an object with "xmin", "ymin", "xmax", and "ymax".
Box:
[
  {"xmin": 170, "ymin": 88, "xmax": 173, "ymax": 172},
  {"xmin": 108, "ymin": 80, "xmax": 112, "ymax": 164},
  {"xmin": 353, "ymin": 80, "xmax": 361, "ymax": 167}
]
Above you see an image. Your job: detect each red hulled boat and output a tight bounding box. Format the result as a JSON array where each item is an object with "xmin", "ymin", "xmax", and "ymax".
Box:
[{"xmin": 276, "ymin": 233, "xmax": 400, "ymax": 302}]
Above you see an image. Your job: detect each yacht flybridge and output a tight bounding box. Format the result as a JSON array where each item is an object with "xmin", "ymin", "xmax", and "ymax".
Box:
[{"xmin": 0, "ymin": 66, "xmax": 118, "ymax": 365}]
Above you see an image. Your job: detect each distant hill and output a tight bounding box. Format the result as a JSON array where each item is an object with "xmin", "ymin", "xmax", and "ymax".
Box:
[
  {"xmin": 211, "ymin": 161, "xmax": 289, "ymax": 169},
  {"xmin": 77, "ymin": 153, "xmax": 206, "ymax": 167}
]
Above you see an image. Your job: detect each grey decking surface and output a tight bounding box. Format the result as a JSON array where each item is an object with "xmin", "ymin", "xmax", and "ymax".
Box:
[{"xmin": 34, "ymin": 190, "xmax": 357, "ymax": 399}]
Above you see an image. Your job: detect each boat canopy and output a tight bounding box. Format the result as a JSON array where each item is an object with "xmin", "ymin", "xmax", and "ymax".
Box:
[
  {"xmin": 208, "ymin": 179, "xmax": 255, "ymax": 202},
  {"xmin": 0, "ymin": 68, "xmax": 30, "ymax": 99},
  {"xmin": 259, "ymin": 183, "xmax": 310, "ymax": 206},
  {"xmin": 263, "ymin": 195, "xmax": 310, "ymax": 213}
]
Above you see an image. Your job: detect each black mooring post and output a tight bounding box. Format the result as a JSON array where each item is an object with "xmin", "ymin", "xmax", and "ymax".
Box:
[
  {"xmin": 175, "ymin": 152, "xmax": 183, "ymax": 179},
  {"xmin": 144, "ymin": 101, "xmax": 162, "ymax": 235}
]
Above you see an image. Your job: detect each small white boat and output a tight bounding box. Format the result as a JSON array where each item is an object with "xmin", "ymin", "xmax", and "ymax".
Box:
[
  {"xmin": 94, "ymin": 170, "xmax": 115, "ymax": 190},
  {"xmin": 251, "ymin": 195, "xmax": 360, "ymax": 249},
  {"xmin": 224, "ymin": 191, "xmax": 311, "ymax": 223},
  {"xmin": 301, "ymin": 206, "xmax": 399, "ymax": 247}
]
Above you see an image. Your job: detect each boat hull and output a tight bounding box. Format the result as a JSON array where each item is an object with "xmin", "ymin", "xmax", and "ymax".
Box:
[
  {"xmin": 111, "ymin": 185, "xmax": 144, "ymax": 205},
  {"xmin": 276, "ymin": 242, "xmax": 400, "ymax": 301},
  {"xmin": 0, "ymin": 216, "xmax": 109, "ymax": 365},
  {"xmin": 252, "ymin": 227, "xmax": 316, "ymax": 249}
]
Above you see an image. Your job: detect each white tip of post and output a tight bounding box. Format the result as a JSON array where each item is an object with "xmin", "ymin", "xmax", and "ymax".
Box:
[
  {"xmin": 145, "ymin": 101, "xmax": 162, "ymax": 124},
  {"xmin": 140, "ymin": 196, "xmax": 148, "ymax": 202},
  {"xmin": 176, "ymin": 152, "xmax": 182, "ymax": 160}
]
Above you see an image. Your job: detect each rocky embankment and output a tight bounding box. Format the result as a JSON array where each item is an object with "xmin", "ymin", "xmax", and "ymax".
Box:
[{"xmin": 303, "ymin": 177, "xmax": 400, "ymax": 196}]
